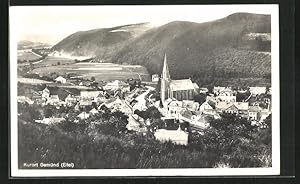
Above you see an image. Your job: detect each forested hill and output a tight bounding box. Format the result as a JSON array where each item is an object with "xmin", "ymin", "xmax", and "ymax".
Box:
[
  {"xmin": 52, "ymin": 13, "xmax": 271, "ymax": 86},
  {"xmin": 111, "ymin": 13, "xmax": 271, "ymax": 86},
  {"xmin": 52, "ymin": 22, "xmax": 154, "ymax": 60}
]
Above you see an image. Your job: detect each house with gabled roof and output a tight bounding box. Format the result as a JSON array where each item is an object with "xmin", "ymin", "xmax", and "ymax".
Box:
[
  {"xmin": 199, "ymin": 100, "xmax": 216, "ymax": 115},
  {"xmin": 154, "ymin": 126, "xmax": 189, "ymax": 145},
  {"xmin": 41, "ymin": 87, "xmax": 50, "ymax": 99},
  {"xmin": 77, "ymin": 112, "xmax": 90, "ymax": 120},
  {"xmin": 46, "ymin": 95, "xmax": 60, "ymax": 105},
  {"xmin": 216, "ymin": 101, "xmax": 249, "ymax": 118},
  {"xmin": 54, "ymin": 76, "xmax": 67, "ymax": 84},
  {"xmin": 89, "ymin": 108, "xmax": 99, "ymax": 115},
  {"xmin": 65, "ymin": 94, "xmax": 78, "ymax": 106}
]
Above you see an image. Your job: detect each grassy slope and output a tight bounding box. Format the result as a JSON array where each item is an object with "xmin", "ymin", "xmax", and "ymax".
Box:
[{"xmin": 52, "ymin": 23, "xmax": 153, "ymax": 59}]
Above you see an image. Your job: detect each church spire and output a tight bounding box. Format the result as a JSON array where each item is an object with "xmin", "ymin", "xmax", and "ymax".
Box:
[
  {"xmin": 161, "ymin": 53, "xmax": 170, "ymax": 80},
  {"xmin": 160, "ymin": 53, "xmax": 171, "ymax": 102}
]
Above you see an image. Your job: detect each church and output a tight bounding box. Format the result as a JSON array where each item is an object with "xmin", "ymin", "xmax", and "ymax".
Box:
[{"xmin": 160, "ymin": 54, "xmax": 196, "ymax": 102}]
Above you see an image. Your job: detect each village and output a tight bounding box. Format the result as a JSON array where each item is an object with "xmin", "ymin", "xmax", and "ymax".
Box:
[{"xmin": 17, "ymin": 54, "xmax": 272, "ymax": 146}]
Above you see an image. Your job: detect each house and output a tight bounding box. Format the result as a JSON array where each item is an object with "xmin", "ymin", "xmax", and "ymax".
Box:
[
  {"xmin": 94, "ymin": 92, "xmax": 107, "ymax": 103},
  {"xmin": 17, "ymin": 96, "xmax": 34, "ymax": 105},
  {"xmin": 77, "ymin": 112, "xmax": 90, "ymax": 120},
  {"xmin": 260, "ymin": 110, "xmax": 271, "ymax": 122},
  {"xmin": 46, "ymin": 95, "xmax": 60, "ymax": 105},
  {"xmin": 64, "ymin": 94, "xmax": 78, "ymax": 106},
  {"xmin": 32, "ymin": 95, "xmax": 44, "ymax": 104},
  {"xmin": 164, "ymin": 99, "xmax": 184, "ymax": 118},
  {"xmin": 154, "ymin": 127, "xmax": 189, "ymax": 145},
  {"xmin": 248, "ymin": 105, "xmax": 262, "ymax": 121},
  {"xmin": 126, "ymin": 114, "xmax": 146, "ymax": 132},
  {"xmin": 267, "ymin": 87, "xmax": 272, "ymax": 95},
  {"xmin": 151, "ymin": 74, "xmax": 159, "ymax": 82},
  {"xmin": 216, "ymin": 101, "xmax": 249, "ymax": 117},
  {"xmin": 105, "ymin": 98, "xmax": 123, "ymax": 110},
  {"xmin": 216, "ymin": 95, "xmax": 236, "ymax": 103},
  {"xmin": 182, "ymin": 100, "xmax": 200, "ymax": 111},
  {"xmin": 199, "ymin": 87, "xmax": 209, "ymax": 94},
  {"xmin": 213, "ymin": 86, "xmax": 233, "ymax": 96},
  {"xmin": 89, "ymin": 108, "xmax": 99, "ymax": 115},
  {"xmin": 103, "ymin": 80, "xmax": 129, "ymax": 90},
  {"xmin": 80, "ymin": 91, "xmax": 101, "ymax": 100},
  {"xmin": 213, "ymin": 86, "xmax": 226, "ymax": 95},
  {"xmin": 249, "ymin": 87, "xmax": 267, "ymax": 95},
  {"xmin": 35, "ymin": 117, "xmax": 65, "ymax": 125},
  {"xmin": 78, "ymin": 101, "xmax": 93, "ymax": 108},
  {"xmin": 189, "ymin": 114, "xmax": 211, "ymax": 129},
  {"xmin": 41, "ymin": 87, "xmax": 50, "ymax": 99},
  {"xmin": 54, "ymin": 76, "xmax": 67, "ymax": 84},
  {"xmin": 199, "ymin": 100, "xmax": 216, "ymax": 115}
]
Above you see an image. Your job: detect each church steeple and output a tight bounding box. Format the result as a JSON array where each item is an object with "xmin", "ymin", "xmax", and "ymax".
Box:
[
  {"xmin": 161, "ymin": 53, "xmax": 170, "ymax": 80},
  {"xmin": 160, "ymin": 53, "xmax": 171, "ymax": 102}
]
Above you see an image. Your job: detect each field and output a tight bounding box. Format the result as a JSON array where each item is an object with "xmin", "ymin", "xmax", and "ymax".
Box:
[
  {"xmin": 33, "ymin": 56, "xmax": 76, "ymax": 68},
  {"xmin": 17, "ymin": 50, "xmax": 42, "ymax": 61},
  {"xmin": 31, "ymin": 62, "xmax": 151, "ymax": 81}
]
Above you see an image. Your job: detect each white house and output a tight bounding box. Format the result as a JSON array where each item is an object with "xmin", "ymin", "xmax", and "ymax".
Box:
[
  {"xmin": 182, "ymin": 100, "xmax": 200, "ymax": 111},
  {"xmin": 41, "ymin": 87, "xmax": 50, "ymax": 99},
  {"xmin": 249, "ymin": 87, "xmax": 267, "ymax": 95},
  {"xmin": 154, "ymin": 127, "xmax": 189, "ymax": 145},
  {"xmin": 213, "ymin": 86, "xmax": 234, "ymax": 96},
  {"xmin": 80, "ymin": 91, "xmax": 101, "ymax": 100},
  {"xmin": 77, "ymin": 112, "xmax": 90, "ymax": 120},
  {"xmin": 126, "ymin": 114, "xmax": 145, "ymax": 132},
  {"xmin": 248, "ymin": 105, "xmax": 262, "ymax": 120},
  {"xmin": 164, "ymin": 99, "xmax": 184, "ymax": 118},
  {"xmin": 216, "ymin": 95, "xmax": 236, "ymax": 103},
  {"xmin": 55, "ymin": 76, "xmax": 67, "ymax": 84},
  {"xmin": 35, "ymin": 117, "xmax": 65, "ymax": 125},
  {"xmin": 46, "ymin": 95, "xmax": 60, "ymax": 105},
  {"xmin": 94, "ymin": 92, "xmax": 107, "ymax": 103},
  {"xmin": 17, "ymin": 96, "xmax": 34, "ymax": 104},
  {"xmin": 151, "ymin": 74, "xmax": 159, "ymax": 82},
  {"xmin": 89, "ymin": 108, "xmax": 99, "ymax": 115},
  {"xmin": 216, "ymin": 101, "xmax": 249, "ymax": 118},
  {"xmin": 199, "ymin": 87, "xmax": 209, "ymax": 94},
  {"xmin": 199, "ymin": 101, "xmax": 216, "ymax": 115},
  {"xmin": 64, "ymin": 94, "xmax": 77, "ymax": 106}
]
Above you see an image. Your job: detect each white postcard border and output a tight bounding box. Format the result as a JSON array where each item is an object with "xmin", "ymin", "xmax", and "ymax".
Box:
[{"xmin": 10, "ymin": 4, "xmax": 280, "ymax": 177}]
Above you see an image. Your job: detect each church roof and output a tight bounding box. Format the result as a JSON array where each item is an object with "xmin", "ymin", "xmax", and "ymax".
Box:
[{"xmin": 170, "ymin": 79, "xmax": 195, "ymax": 91}]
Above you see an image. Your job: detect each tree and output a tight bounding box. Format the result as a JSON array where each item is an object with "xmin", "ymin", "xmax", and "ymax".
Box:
[
  {"xmin": 91, "ymin": 76, "xmax": 96, "ymax": 81},
  {"xmin": 201, "ymin": 113, "xmax": 265, "ymax": 167}
]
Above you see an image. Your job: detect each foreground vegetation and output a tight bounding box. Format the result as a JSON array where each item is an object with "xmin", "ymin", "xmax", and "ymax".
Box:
[{"xmin": 18, "ymin": 102, "xmax": 271, "ymax": 169}]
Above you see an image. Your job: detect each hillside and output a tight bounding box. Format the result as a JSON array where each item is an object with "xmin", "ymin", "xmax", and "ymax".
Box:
[
  {"xmin": 51, "ymin": 13, "xmax": 271, "ymax": 86},
  {"xmin": 18, "ymin": 40, "xmax": 52, "ymax": 50},
  {"xmin": 52, "ymin": 22, "xmax": 154, "ymax": 60},
  {"xmin": 110, "ymin": 13, "xmax": 271, "ymax": 86}
]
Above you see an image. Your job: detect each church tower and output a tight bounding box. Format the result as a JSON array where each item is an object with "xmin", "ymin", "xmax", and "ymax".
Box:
[{"xmin": 160, "ymin": 54, "xmax": 171, "ymax": 102}]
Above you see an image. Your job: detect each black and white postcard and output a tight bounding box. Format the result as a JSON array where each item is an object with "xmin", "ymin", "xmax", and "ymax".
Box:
[{"xmin": 10, "ymin": 4, "xmax": 280, "ymax": 177}]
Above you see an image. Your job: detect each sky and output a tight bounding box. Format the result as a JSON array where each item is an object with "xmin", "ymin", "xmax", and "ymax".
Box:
[{"xmin": 10, "ymin": 5, "xmax": 277, "ymax": 45}]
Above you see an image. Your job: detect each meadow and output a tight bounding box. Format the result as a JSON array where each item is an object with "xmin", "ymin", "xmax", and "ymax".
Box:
[
  {"xmin": 32, "ymin": 62, "xmax": 151, "ymax": 81},
  {"xmin": 17, "ymin": 50, "xmax": 42, "ymax": 62}
]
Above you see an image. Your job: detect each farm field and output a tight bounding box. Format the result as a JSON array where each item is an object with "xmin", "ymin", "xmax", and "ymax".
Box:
[
  {"xmin": 33, "ymin": 56, "xmax": 76, "ymax": 68},
  {"xmin": 31, "ymin": 62, "xmax": 151, "ymax": 81},
  {"xmin": 18, "ymin": 77, "xmax": 92, "ymax": 90},
  {"xmin": 17, "ymin": 50, "xmax": 42, "ymax": 61}
]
